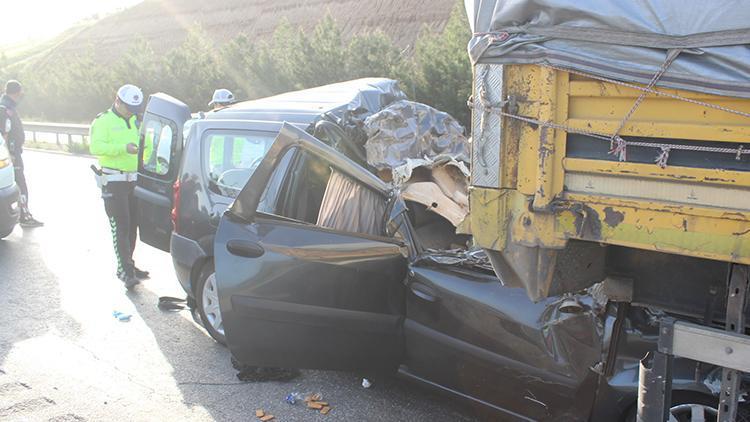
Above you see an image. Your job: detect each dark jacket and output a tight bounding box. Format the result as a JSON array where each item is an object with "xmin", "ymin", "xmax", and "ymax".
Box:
[{"xmin": 0, "ymin": 94, "xmax": 24, "ymax": 155}]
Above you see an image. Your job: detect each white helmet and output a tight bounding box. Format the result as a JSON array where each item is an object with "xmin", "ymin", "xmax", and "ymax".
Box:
[
  {"xmin": 116, "ymin": 84, "xmax": 144, "ymax": 113},
  {"xmin": 209, "ymin": 89, "xmax": 235, "ymax": 107}
]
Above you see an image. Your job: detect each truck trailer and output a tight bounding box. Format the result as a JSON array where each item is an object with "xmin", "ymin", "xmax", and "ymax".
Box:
[{"xmin": 464, "ymin": 1, "xmax": 750, "ymax": 420}]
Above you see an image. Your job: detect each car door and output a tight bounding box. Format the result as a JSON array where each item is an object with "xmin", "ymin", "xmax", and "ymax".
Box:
[
  {"xmin": 403, "ymin": 261, "xmax": 604, "ymax": 420},
  {"xmin": 135, "ymin": 93, "xmax": 191, "ymax": 251},
  {"xmin": 215, "ymin": 123, "xmax": 408, "ymax": 371}
]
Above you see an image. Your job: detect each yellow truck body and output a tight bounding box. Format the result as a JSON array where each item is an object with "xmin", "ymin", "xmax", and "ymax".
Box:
[{"xmin": 469, "ymin": 64, "xmax": 750, "ymax": 300}]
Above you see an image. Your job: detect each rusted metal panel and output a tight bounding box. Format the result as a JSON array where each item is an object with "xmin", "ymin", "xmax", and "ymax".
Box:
[{"xmin": 469, "ymin": 63, "xmax": 750, "ymax": 298}]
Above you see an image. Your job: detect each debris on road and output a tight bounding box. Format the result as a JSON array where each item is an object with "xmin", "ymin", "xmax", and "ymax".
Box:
[
  {"xmin": 157, "ymin": 296, "xmax": 188, "ymax": 311},
  {"xmin": 284, "ymin": 392, "xmax": 304, "ymax": 405},
  {"xmin": 361, "ymin": 378, "xmax": 372, "ymax": 389},
  {"xmin": 112, "ymin": 311, "xmax": 131, "ymax": 322},
  {"xmin": 286, "ymin": 393, "xmax": 331, "ymax": 415},
  {"xmin": 260, "ymin": 415, "xmax": 275, "ymax": 421},
  {"xmin": 255, "ymin": 409, "xmax": 265, "ymax": 418}
]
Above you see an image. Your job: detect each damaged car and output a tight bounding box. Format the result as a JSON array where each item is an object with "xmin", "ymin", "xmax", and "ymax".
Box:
[
  {"xmin": 214, "ymin": 123, "xmax": 747, "ymax": 421},
  {"xmin": 134, "ymin": 78, "xmax": 405, "ymax": 343}
]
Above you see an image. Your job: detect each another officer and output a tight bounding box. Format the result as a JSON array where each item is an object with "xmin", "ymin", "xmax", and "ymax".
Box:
[
  {"xmin": 209, "ymin": 88, "xmax": 235, "ymax": 111},
  {"xmin": 89, "ymin": 84, "xmax": 149, "ymax": 289},
  {"xmin": 0, "ymin": 80, "xmax": 43, "ymax": 228}
]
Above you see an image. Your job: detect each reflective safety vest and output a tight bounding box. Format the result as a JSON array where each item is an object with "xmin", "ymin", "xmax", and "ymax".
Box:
[{"xmin": 89, "ymin": 108, "xmax": 148, "ymax": 172}]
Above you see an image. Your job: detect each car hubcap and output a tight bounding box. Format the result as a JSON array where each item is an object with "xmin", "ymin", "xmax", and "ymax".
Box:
[
  {"xmin": 669, "ymin": 403, "xmax": 717, "ymax": 422},
  {"xmin": 201, "ymin": 273, "xmax": 224, "ymax": 336}
]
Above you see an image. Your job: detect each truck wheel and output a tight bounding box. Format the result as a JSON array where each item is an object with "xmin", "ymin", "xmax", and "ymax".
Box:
[
  {"xmin": 625, "ymin": 391, "xmax": 750, "ymax": 422},
  {"xmin": 196, "ymin": 262, "xmax": 226, "ymax": 345}
]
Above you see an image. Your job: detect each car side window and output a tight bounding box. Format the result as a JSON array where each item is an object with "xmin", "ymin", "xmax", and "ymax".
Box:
[
  {"xmin": 141, "ymin": 114, "xmax": 175, "ymax": 176},
  {"xmin": 204, "ymin": 130, "xmax": 275, "ymax": 198},
  {"xmin": 264, "ymin": 151, "xmax": 388, "ymax": 237}
]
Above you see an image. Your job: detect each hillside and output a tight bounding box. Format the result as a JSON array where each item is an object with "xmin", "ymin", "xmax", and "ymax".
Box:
[{"xmin": 38, "ymin": 0, "xmax": 457, "ymax": 66}]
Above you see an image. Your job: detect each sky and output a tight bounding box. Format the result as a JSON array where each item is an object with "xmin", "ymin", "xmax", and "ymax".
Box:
[{"xmin": 1, "ymin": 0, "xmax": 142, "ymax": 47}]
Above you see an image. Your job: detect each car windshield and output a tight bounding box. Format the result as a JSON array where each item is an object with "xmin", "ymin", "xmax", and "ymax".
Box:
[{"xmin": 205, "ymin": 129, "xmax": 276, "ymax": 198}]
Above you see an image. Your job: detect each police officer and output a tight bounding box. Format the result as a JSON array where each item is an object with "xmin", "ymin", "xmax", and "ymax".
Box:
[
  {"xmin": 209, "ymin": 88, "xmax": 235, "ymax": 111},
  {"xmin": 89, "ymin": 84, "xmax": 149, "ymax": 289},
  {"xmin": 0, "ymin": 80, "xmax": 43, "ymax": 228}
]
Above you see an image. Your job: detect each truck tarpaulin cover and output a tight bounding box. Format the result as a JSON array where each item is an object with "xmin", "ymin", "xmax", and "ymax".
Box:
[{"xmin": 465, "ymin": 0, "xmax": 750, "ymax": 98}]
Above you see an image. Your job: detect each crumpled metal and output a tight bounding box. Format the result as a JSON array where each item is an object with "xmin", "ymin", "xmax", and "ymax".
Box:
[
  {"xmin": 419, "ymin": 248, "xmax": 494, "ymax": 272},
  {"xmin": 364, "ymin": 100, "xmax": 469, "ymax": 171}
]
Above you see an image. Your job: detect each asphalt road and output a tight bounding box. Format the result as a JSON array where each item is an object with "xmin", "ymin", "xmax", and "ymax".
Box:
[{"xmin": 0, "ymin": 151, "xmax": 479, "ymax": 422}]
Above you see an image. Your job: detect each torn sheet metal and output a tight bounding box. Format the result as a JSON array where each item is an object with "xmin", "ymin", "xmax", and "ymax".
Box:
[
  {"xmin": 418, "ymin": 248, "xmax": 495, "ymax": 272},
  {"xmin": 392, "ymin": 155, "xmax": 469, "ymax": 187},
  {"xmin": 465, "ymin": 0, "xmax": 750, "ymax": 98},
  {"xmin": 541, "ymin": 294, "xmax": 605, "ymax": 381},
  {"xmin": 402, "ymin": 182, "xmax": 468, "ymax": 227},
  {"xmin": 364, "ymin": 100, "xmax": 469, "ymax": 171}
]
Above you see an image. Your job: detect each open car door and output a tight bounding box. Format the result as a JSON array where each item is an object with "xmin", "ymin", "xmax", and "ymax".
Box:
[
  {"xmin": 135, "ymin": 93, "xmax": 191, "ymax": 251},
  {"xmin": 215, "ymin": 123, "xmax": 408, "ymax": 371}
]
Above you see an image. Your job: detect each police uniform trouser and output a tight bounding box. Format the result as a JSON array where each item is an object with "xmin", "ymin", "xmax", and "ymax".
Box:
[
  {"xmin": 102, "ymin": 180, "xmax": 138, "ymax": 279},
  {"xmin": 11, "ymin": 152, "xmax": 29, "ymax": 218}
]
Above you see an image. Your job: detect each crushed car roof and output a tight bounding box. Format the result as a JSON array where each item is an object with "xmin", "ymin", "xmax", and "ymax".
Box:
[{"xmin": 205, "ymin": 78, "xmax": 407, "ymax": 127}]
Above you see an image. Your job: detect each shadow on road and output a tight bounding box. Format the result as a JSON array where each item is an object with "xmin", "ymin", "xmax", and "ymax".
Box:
[
  {"xmin": 124, "ymin": 283, "xmax": 479, "ymax": 421},
  {"xmin": 0, "ymin": 231, "xmax": 82, "ymax": 369}
]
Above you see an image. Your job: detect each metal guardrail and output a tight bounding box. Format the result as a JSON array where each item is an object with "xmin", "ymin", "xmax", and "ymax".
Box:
[{"xmin": 24, "ymin": 122, "xmax": 90, "ymax": 146}]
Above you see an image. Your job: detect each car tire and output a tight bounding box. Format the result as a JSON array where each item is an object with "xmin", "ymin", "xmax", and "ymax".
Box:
[
  {"xmin": 0, "ymin": 225, "xmax": 14, "ymax": 239},
  {"xmin": 196, "ymin": 262, "xmax": 226, "ymax": 345},
  {"xmin": 624, "ymin": 391, "xmax": 750, "ymax": 422}
]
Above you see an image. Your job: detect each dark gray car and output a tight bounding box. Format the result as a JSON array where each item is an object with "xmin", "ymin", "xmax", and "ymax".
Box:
[
  {"xmin": 134, "ymin": 79, "xmax": 405, "ymax": 343},
  {"xmin": 214, "ymin": 123, "xmax": 746, "ymax": 421}
]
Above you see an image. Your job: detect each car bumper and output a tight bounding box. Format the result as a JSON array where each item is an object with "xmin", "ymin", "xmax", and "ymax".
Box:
[
  {"xmin": 170, "ymin": 232, "xmax": 208, "ymax": 298},
  {"xmin": 0, "ymin": 183, "xmax": 19, "ymax": 234}
]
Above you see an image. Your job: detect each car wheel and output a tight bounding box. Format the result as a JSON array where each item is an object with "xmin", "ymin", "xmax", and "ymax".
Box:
[{"xmin": 196, "ymin": 262, "xmax": 226, "ymax": 345}]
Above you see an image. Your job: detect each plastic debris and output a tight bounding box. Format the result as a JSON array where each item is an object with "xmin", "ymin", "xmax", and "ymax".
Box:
[
  {"xmin": 112, "ymin": 311, "xmax": 132, "ymax": 322},
  {"xmin": 361, "ymin": 378, "xmax": 372, "ymax": 389},
  {"xmin": 285, "ymin": 392, "xmax": 304, "ymax": 405}
]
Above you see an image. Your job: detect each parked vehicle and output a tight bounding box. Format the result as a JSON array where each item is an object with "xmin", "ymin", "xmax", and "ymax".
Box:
[
  {"xmin": 134, "ymin": 79, "xmax": 405, "ymax": 343},
  {"xmin": 0, "ymin": 134, "xmax": 19, "ymax": 239},
  {"xmin": 213, "ymin": 123, "xmax": 745, "ymax": 421}
]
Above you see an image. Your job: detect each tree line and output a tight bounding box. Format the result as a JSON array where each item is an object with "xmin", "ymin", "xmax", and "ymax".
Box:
[{"xmin": 0, "ymin": 4, "xmax": 472, "ymax": 127}]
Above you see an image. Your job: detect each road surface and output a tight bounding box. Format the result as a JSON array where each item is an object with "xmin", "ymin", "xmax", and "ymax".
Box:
[{"xmin": 0, "ymin": 151, "xmax": 478, "ymax": 422}]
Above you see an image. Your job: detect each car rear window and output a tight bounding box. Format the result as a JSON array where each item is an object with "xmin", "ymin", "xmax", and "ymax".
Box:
[{"xmin": 204, "ymin": 130, "xmax": 276, "ymax": 198}]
